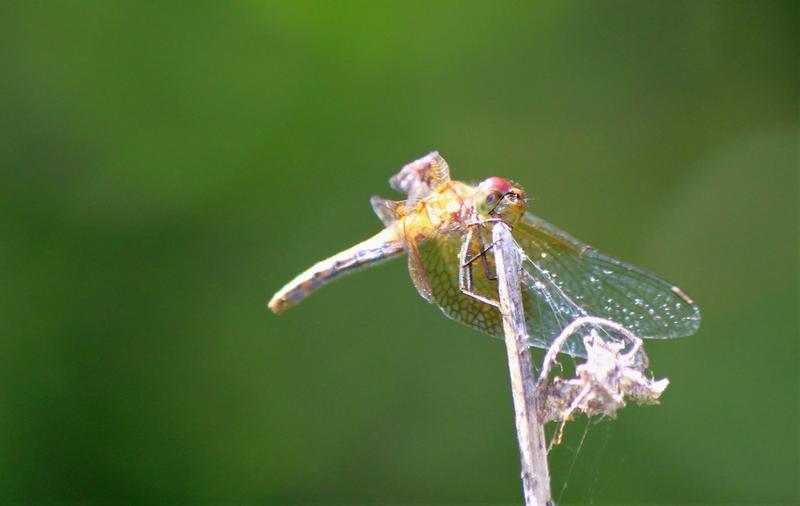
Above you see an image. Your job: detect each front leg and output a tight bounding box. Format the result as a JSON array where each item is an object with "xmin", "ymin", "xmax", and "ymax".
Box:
[
  {"xmin": 459, "ymin": 227, "xmax": 500, "ymax": 308},
  {"xmin": 469, "ymin": 235, "xmax": 500, "ymax": 282}
]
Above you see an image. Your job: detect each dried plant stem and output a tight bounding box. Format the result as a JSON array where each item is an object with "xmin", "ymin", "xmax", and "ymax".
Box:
[
  {"xmin": 537, "ymin": 316, "xmax": 639, "ymax": 385},
  {"xmin": 492, "ymin": 223, "xmax": 553, "ymax": 506}
]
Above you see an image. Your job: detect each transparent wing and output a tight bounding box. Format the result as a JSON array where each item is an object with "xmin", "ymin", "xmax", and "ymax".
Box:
[
  {"xmin": 513, "ymin": 212, "xmax": 701, "ymax": 356},
  {"xmin": 406, "ymin": 231, "xmax": 434, "ymax": 304},
  {"xmin": 416, "ymin": 227, "xmax": 505, "ymax": 337},
  {"xmin": 409, "ymin": 212, "xmax": 700, "ymax": 358},
  {"xmin": 389, "ymin": 152, "xmax": 451, "ymax": 205}
]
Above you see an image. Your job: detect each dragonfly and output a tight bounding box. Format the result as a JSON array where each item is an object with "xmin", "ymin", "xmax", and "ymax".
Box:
[{"xmin": 268, "ymin": 152, "xmax": 700, "ymax": 357}]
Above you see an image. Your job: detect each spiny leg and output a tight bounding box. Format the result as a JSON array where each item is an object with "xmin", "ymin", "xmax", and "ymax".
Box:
[
  {"xmin": 465, "ymin": 219, "xmax": 506, "ymax": 281},
  {"xmin": 463, "ymin": 232, "xmax": 500, "ymax": 282},
  {"xmin": 478, "ymin": 235, "xmax": 498, "ymax": 281},
  {"xmin": 459, "ymin": 227, "xmax": 500, "ymax": 308}
]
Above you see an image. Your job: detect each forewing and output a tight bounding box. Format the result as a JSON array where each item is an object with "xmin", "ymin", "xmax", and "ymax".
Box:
[{"xmin": 513, "ymin": 212, "xmax": 701, "ymax": 356}]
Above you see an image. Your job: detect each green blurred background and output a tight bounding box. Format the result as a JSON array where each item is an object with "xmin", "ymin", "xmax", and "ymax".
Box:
[{"xmin": 1, "ymin": 1, "xmax": 797, "ymax": 504}]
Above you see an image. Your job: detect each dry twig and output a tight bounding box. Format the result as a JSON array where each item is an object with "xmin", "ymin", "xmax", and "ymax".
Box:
[
  {"xmin": 493, "ymin": 224, "xmax": 670, "ymax": 505},
  {"xmin": 493, "ymin": 222, "xmax": 553, "ymax": 506}
]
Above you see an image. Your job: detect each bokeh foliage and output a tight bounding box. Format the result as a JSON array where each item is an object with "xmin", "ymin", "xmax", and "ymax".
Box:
[{"xmin": 0, "ymin": 1, "xmax": 797, "ymax": 503}]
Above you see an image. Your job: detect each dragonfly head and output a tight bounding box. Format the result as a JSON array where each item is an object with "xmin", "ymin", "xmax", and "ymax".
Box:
[{"xmin": 474, "ymin": 176, "xmax": 527, "ymax": 222}]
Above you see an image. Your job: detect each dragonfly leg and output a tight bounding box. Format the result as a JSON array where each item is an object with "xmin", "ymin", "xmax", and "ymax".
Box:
[
  {"xmin": 481, "ymin": 253, "xmax": 497, "ymax": 281},
  {"xmin": 459, "ymin": 228, "xmax": 500, "ymax": 308},
  {"xmin": 477, "ymin": 235, "xmax": 498, "ymax": 281},
  {"xmin": 463, "ymin": 234, "xmax": 500, "ymax": 282},
  {"xmin": 466, "ymin": 217, "xmax": 504, "ymax": 228},
  {"xmin": 464, "ymin": 220, "xmax": 506, "ymax": 281},
  {"xmin": 463, "ymin": 239, "xmax": 500, "ymax": 266}
]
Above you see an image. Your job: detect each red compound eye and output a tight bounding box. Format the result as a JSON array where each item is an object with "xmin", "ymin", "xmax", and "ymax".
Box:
[{"xmin": 479, "ymin": 176, "xmax": 514, "ymax": 194}]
